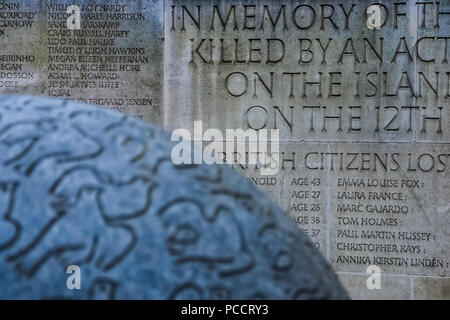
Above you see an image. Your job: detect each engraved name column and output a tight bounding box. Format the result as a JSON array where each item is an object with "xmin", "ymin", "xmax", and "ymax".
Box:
[
  {"xmin": 0, "ymin": 0, "xmax": 164, "ymax": 123},
  {"xmin": 45, "ymin": 1, "xmax": 162, "ymax": 122},
  {"xmin": 0, "ymin": 1, "xmax": 39, "ymax": 94}
]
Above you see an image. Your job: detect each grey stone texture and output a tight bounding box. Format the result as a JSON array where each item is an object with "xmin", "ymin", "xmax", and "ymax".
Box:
[
  {"xmin": 0, "ymin": 0, "xmax": 449, "ymax": 299},
  {"xmin": 163, "ymin": 0, "xmax": 450, "ymax": 299},
  {"xmin": 0, "ymin": 95, "xmax": 348, "ymax": 299},
  {"xmin": 0, "ymin": 0, "xmax": 163, "ymax": 122}
]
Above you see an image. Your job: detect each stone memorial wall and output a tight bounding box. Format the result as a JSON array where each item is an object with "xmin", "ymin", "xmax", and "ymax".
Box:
[
  {"xmin": 0, "ymin": 0, "xmax": 163, "ymax": 122},
  {"xmin": 0, "ymin": 0, "xmax": 449, "ymax": 299},
  {"xmin": 164, "ymin": 0, "xmax": 450, "ymax": 299}
]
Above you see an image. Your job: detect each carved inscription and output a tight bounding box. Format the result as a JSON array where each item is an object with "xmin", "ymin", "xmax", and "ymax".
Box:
[
  {"xmin": 0, "ymin": 0, "xmax": 163, "ymax": 122},
  {"xmin": 165, "ymin": 0, "xmax": 450, "ymax": 298}
]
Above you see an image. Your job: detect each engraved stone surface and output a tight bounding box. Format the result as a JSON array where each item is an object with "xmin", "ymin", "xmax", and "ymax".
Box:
[
  {"xmin": 0, "ymin": 0, "xmax": 163, "ymax": 122},
  {"xmin": 0, "ymin": 95, "xmax": 348, "ymax": 299},
  {"xmin": 163, "ymin": 0, "xmax": 450, "ymax": 299},
  {"xmin": 1, "ymin": 0, "xmax": 449, "ymax": 299}
]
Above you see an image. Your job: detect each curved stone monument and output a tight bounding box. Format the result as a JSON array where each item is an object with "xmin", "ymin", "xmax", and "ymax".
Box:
[{"xmin": 0, "ymin": 95, "xmax": 348, "ymax": 299}]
